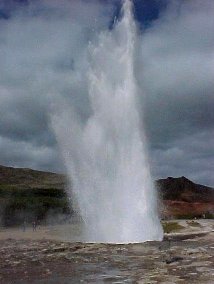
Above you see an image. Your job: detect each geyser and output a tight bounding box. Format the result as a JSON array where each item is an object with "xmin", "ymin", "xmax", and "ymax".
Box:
[{"xmin": 52, "ymin": 0, "xmax": 163, "ymax": 243}]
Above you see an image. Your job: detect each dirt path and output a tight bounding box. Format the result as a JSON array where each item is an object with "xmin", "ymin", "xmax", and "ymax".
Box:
[{"xmin": 0, "ymin": 223, "xmax": 83, "ymax": 242}]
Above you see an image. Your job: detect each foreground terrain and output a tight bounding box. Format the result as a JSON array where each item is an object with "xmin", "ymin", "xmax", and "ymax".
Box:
[{"xmin": 0, "ymin": 220, "xmax": 213, "ymax": 283}]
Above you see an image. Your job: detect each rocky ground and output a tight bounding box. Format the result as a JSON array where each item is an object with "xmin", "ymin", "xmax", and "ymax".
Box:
[{"xmin": 0, "ymin": 220, "xmax": 213, "ymax": 283}]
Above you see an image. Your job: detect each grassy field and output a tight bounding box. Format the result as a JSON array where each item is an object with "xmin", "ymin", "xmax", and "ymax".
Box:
[{"xmin": 162, "ymin": 221, "xmax": 185, "ymax": 233}]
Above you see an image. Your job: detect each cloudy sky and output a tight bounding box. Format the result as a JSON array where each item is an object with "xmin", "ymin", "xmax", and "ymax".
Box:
[{"xmin": 0, "ymin": 0, "xmax": 213, "ymax": 186}]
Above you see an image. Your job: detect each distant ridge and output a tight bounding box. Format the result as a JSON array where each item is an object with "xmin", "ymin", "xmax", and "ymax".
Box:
[
  {"xmin": 0, "ymin": 164, "xmax": 213, "ymax": 222},
  {"xmin": 0, "ymin": 164, "xmax": 65, "ymax": 189},
  {"xmin": 0, "ymin": 165, "xmax": 69, "ymax": 226},
  {"xmin": 0, "ymin": 164, "xmax": 213, "ymax": 196},
  {"xmin": 156, "ymin": 176, "xmax": 214, "ymax": 203},
  {"xmin": 156, "ymin": 176, "xmax": 214, "ymax": 219}
]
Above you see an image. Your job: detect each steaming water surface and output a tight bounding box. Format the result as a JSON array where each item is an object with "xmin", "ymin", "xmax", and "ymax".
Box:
[{"xmin": 52, "ymin": 0, "xmax": 163, "ymax": 243}]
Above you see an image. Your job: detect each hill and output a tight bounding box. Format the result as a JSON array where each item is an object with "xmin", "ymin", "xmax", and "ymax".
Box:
[
  {"xmin": 0, "ymin": 165, "xmax": 213, "ymax": 225},
  {"xmin": 0, "ymin": 165, "xmax": 69, "ymax": 226},
  {"xmin": 0, "ymin": 165, "xmax": 65, "ymax": 189},
  {"xmin": 156, "ymin": 176, "xmax": 214, "ymax": 219}
]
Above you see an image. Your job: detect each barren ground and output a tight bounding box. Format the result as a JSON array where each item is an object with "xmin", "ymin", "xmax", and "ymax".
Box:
[{"xmin": 0, "ymin": 220, "xmax": 213, "ymax": 283}]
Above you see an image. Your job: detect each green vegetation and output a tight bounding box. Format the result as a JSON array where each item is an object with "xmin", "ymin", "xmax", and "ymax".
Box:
[
  {"xmin": 176, "ymin": 214, "xmax": 200, "ymax": 219},
  {"xmin": 204, "ymin": 212, "xmax": 214, "ymax": 219},
  {"xmin": 187, "ymin": 220, "xmax": 201, "ymax": 227},
  {"xmin": 0, "ymin": 166, "xmax": 71, "ymax": 226},
  {"xmin": 0, "ymin": 185, "xmax": 71, "ymax": 226},
  {"xmin": 0, "ymin": 185, "xmax": 66, "ymax": 198},
  {"xmin": 162, "ymin": 221, "xmax": 185, "ymax": 233},
  {"xmin": 176, "ymin": 213, "xmax": 214, "ymax": 220}
]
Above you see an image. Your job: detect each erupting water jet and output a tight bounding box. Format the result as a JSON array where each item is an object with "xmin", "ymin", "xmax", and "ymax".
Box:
[{"xmin": 52, "ymin": 0, "xmax": 163, "ymax": 243}]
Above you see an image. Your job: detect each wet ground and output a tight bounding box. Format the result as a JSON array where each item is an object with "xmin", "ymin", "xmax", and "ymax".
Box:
[{"xmin": 0, "ymin": 220, "xmax": 213, "ymax": 283}]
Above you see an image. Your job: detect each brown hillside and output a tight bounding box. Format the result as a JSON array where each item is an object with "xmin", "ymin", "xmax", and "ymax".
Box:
[
  {"xmin": 156, "ymin": 176, "xmax": 214, "ymax": 203},
  {"xmin": 156, "ymin": 176, "xmax": 214, "ymax": 218},
  {"xmin": 0, "ymin": 165, "xmax": 65, "ymax": 189}
]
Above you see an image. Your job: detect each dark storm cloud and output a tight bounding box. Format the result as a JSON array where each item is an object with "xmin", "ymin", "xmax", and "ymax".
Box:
[
  {"xmin": 0, "ymin": 88, "xmax": 51, "ymax": 145},
  {"xmin": 0, "ymin": 0, "xmax": 213, "ymax": 186},
  {"xmin": 0, "ymin": 135, "xmax": 63, "ymax": 173},
  {"xmin": 138, "ymin": 0, "xmax": 214, "ymax": 185},
  {"xmin": 0, "ymin": 0, "xmax": 114, "ymax": 172},
  {"xmin": 150, "ymin": 129, "xmax": 214, "ymax": 186}
]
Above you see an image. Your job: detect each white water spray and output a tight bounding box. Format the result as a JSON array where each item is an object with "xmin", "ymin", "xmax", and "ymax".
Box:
[{"xmin": 52, "ymin": 0, "xmax": 163, "ymax": 243}]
